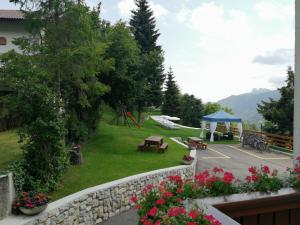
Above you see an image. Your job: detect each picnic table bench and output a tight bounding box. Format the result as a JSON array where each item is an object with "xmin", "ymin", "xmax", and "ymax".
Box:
[
  {"xmin": 186, "ymin": 137, "xmax": 207, "ymax": 150},
  {"xmin": 138, "ymin": 136, "xmax": 168, "ymax": 153}
]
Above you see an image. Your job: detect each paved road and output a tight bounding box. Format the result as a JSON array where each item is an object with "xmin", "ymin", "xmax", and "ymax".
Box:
[
  {"xmin": 99, "ymin": 144, "xmax": 293, "ymax": 225},
  {"xmin": 196, "ymin": 144, "xmax": 292, "ymax": 178}
]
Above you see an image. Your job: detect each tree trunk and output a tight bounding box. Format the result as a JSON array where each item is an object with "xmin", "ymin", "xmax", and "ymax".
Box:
[{"xmin": 294, "ymin": 0, "xmax": 300, "ymax": 164}]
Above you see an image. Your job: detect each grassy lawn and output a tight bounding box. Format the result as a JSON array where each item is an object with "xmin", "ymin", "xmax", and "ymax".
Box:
[
  {"xmin": 0, "ymin": 109, "xmax": 239, "ymax": 200},
  {"xmin": 0, "ymin": 130, "xmax": 21, "ymax": 171}
]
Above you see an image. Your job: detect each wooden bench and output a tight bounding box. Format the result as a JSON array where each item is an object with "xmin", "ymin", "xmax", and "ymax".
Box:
[
  {"xmin": 138, "ymin": 142, "xmax": 145, "ymax": 151},
  {"xmin": 158, "ymin": 143, "xmax": 168, "ymax": 153}
]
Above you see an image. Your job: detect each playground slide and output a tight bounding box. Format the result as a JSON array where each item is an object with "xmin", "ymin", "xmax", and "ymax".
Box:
[{"xmin": 126, "ymin": 112, "xmax": 141, "ymax": 128}]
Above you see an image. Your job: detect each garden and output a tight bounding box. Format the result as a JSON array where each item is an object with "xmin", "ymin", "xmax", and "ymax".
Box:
[{"xmin": 130, "ymin": 158, "xmax": 300, "ymax": 225}]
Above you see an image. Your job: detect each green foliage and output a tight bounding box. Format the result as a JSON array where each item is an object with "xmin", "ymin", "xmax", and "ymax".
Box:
[
  {"xmin": 203, "ymin": 102, "xmax": 234, "ymax": 115},
  {"xmin": 162, "ymin": 68, "xmax": 181, "ymax": 117},
  {"xmin": 179, "ymin": 94, "xmax": 203, "ymax": 127},
  {"xmin": 130, "ymin": 0, "xmax": 165, "ymax": 119},
  {"xmin": 257, "ymin": 67, "xmax": 294, "ymax": 135},
  {"xmin": 100, "ymin": 22, "xmax": 140, "ymax": 112}
]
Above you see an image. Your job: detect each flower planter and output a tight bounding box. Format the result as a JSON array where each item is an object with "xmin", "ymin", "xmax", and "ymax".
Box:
[
  {"xmin": 19, "ymin": 204, "xmax": 47, "ymax": 216},
  {"xmin": 182, "ymin": 159, "xmax": 193, "ymax": 165}
]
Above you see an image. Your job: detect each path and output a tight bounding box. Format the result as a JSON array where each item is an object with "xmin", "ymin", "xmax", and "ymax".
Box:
[{"xmin": 196, "ymin": 144, "xmax": 292, "ymax": 178}]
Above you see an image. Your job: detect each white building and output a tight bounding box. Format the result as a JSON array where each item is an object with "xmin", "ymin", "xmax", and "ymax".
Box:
[{"xmin": 0, "ymin": 10, "xmax": 26, "ymax": 54}]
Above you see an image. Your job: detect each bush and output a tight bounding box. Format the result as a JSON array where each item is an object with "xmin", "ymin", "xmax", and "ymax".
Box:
[{"xmin": 10, "ymin": 83, "xmax": 68, "ymax": 193}]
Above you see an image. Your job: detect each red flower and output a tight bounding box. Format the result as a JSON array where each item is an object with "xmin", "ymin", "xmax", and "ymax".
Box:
[
  {"xmin": 297, "ymin": 174, "xmax": 300, "ymax": 180},
  {"xmin": 248, "ymin": 166, "xmax": 257, "ymax": 174},
  {"xmin": 188, "ymin": 210, "xmax": 199, "ymax": 219},
  {"xmin": 146, "ymin": 184, "xmax": 154, "ymax": 190},
  {"xmin": 134, "ymin": 204, "xmax": 141, "ymax": 209},
  {"xmin": 130, "ymin": 195, "xmax": 138, "ymax": 203},
  {"xmin": 156, "ymin": 198, "xmax": 165, "ymax": 205},
  {"xmin": 246, "ymin": 176, "xmax": 252, "ymax": 182},
  {"xmin": 223, "ymin": 172, "xmax": 235, "ymax": 184},
  {"xmin": 204, "ymin": 215, "xmax": 221, "ymax": 225},
  {"xmin": 177, "ymin": 188, "xmax": 183, "ymax": 193},
  {"xmin": 168, "ymin": 207, "xmax": 186, "ymax": 217},
  {"xmin": 143, "ymin": 220, "xmax": 152, "ymax": 225},
  {"xmin": 213, "ymin": 167, "xmax": 224, "ymax": 173},
  {"xmin": 188, "ymin": 223, "xmax": 197, "ymax": 225},
  {"xmin": 261, "ymin": 165, "xmax": 270, "ymax": 174},
  {"xmin": 148, "ymin": 206, "xmax": 158, "ymax": 217},
  {"xmin": 163, "ymin": 191, "xmax": 173, "ymax": 198},
  {"xmin": 251, "ymin": 174, "xmax": 260, "ymax": 182},
  {"xmin": 168, "ymin": 175, "xmax": 183, "ymax": 186},
  {"xmin": 154, "ymin": 221, "xmax": 161, "ymax": 225},
  {"xmin": 294, "ymin": 168, "xmax": 300, "ymax": 173}
]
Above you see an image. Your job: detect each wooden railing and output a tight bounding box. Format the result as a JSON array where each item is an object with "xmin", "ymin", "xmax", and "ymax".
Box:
[
  {"xmin": 215, "ymin": 125, "xmax": 293, "ymax": 151},
  {"xmin": 197, "ymin": 188, "xmax": 300, "ymax": 225},
  {"xmin": 243, "ymin": 129, "xmax": 293, "ymax": 151}
]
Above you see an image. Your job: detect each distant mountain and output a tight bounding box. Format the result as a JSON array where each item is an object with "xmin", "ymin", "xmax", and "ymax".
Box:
[{"xmin": 217, "ymin": 89, "xmax": 280, "ymax": 124}]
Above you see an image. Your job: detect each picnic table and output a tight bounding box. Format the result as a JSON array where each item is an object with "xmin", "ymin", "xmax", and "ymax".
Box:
[
  {"xmin": 186, "ymin": 137, "xmax": 207, "ymax": 150},
  {"xmin": 138, "ymin": 136, "xmax": 168, "ymax": 153}
]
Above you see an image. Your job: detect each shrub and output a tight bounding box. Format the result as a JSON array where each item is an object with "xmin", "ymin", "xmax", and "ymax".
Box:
[
  {"xmin": 287, "ymin": 157, "xmax": 300, "ymax": 188},
  {"xmin": 242, "ymin": 165, "xmax": 283, "ymax": 192}
]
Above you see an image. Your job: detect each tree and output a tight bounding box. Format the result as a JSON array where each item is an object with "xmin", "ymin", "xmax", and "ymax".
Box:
[
  {"xmin": 100, "ymin": 22, "xmax": 140, "ymax": 113},
  {"xmin": 11, "ymin": 0, "xmax": 111, "ymax": 143},
  {"xmin": 257, "ymin": 67, "xmax": 294, "ymax": 135},
  {"xmin": 203, "ymin": 102, "xmax": 234, "ymax": 115},
  {"xmin": 179, "ymin": 94, "xmax": 204, "ymax": 127},
  {"xmin": 162, "ymin": 67, "xmax": 181, "ymax": 116},
  {"xmin": 130, "ymin": 0, "xmax": 165, "ymax": 122}
]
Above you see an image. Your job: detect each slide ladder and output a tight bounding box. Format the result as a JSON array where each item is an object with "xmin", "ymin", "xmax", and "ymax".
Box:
[{"xmin": 126, "ymin": 112, "xmax": 141, "ymax": 128}]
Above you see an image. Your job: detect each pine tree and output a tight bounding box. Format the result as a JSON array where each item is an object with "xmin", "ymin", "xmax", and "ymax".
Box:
[
  {"xmin": 130, "ymin": 0, "xmax": 165, "ymax": 123},
  {"xmin": 162, "ymin": 67, "xmax": 181, "ymax": 116},
  {"xmin": 257, "ymin": 67, "xmax": 294, "ymax": 134}
]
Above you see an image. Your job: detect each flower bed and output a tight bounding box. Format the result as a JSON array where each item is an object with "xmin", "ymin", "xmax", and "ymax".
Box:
[{"xmin": 131, "ymin": 157, "xmax": 300, "ymax": 225}]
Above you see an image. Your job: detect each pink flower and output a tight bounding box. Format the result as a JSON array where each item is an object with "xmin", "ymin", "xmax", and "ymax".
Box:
[
  {"xmin": 261, "ymin": 165, "xmax": 270, "ymax": 174},
  {"xmin": 246, "ymin": 176, "xmax": 252, "ymax": 182},
  {"xmin": 143, "ymin": 220, "xmax": 152, "ymax": 225},
  {"xmin": 168, "ymin": 207, "xmax": 186, "ymax": 217},
  {"xmin": 252, "ymin": 174, "xmax": 260, "ymax": 182},
  {"xmin": 163, "ymin": 191, "xmax": 173, "ymax": 198},
  {"xmin": 154, "ymin": 221, "xmax": 161, "ymax": 225},
  {"xmin": 204, "ymin": 215, "xmax": 222, "ymax": 225},
  {"xmin": 148, "ymin": 206, "xmax": 158, "ymax": 217},
  {"xmin": 223, "ymin": 172, "xmax": 235, "ymax": 184},
  {"xmin": 188, "ymin": 223, "xmax": 197, "ymax": 225},
  {"xmin": 188, "ymin": 210, "xmax": 199, "ymax": 219},
  {"xmin": 130, "ymin": 195, "xmax": 138, "ymax": 203},
  {"xmin": 156, "ymin": 198, "xmax": 165, "ymax": 205},
  {"xmin": 213, "ymin": 167, "xmax": 224, "ymax": 173},
  {"xmin": 248, "ymin": 166, "xmax": 257, "ymax": 174}
]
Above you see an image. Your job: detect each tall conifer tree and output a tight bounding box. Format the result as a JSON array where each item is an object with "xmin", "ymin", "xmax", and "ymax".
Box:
[
  {"xmin": 162, "ymin": 67, "xmax": 180, "ymax": 117},
  {"xmin": 130, "ymin": 0, "xmax": 165, "ymax": 123}
]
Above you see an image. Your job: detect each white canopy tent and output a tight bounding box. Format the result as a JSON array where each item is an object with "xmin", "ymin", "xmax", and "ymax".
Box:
[{"xmin": 200, "ymin": 110, "xmax": 243, "ymax": 142}]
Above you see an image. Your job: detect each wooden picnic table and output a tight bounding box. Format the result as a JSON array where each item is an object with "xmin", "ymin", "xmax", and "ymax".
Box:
[
  {"xmin": 187, "ymin": 137, "xmax": 207, "ymax": 150},
  {"xmin": 138, "ymin": 136, "xmax": 168, "ymax": 153},
  {"xmin": 145, "ymin": 136, "xmax": 163, "ymax": 147}
]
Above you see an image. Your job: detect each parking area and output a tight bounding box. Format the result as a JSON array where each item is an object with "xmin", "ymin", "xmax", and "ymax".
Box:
[{"xmin": 196, "ymin": 144, "xmax": 293, "ymax": 178}]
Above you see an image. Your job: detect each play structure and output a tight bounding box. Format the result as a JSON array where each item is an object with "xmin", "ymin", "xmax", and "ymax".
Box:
[{"xmin": 110, "ymin": 108, "xmax": 140, "ymax": 128}]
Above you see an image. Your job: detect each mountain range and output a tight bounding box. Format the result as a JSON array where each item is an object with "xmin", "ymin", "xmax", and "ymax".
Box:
[{"xmin": 217, "ymin": 88, "xmax": 280, "ymax": 124}]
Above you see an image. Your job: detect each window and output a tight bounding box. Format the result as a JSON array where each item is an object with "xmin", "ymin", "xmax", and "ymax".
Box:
[{"xmin": 0, "ymin": 37, "xmax": 7, "ymax": 45}]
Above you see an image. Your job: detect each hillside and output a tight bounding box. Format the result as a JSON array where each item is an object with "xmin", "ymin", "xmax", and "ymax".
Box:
[{"xmin": 218, "ymin": 88, "xmax": 280, "ymax": 124}]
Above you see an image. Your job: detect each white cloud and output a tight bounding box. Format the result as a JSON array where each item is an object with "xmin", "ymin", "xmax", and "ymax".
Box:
[
  {"xmin": 176, "ymin": 8, "xmax": 190, "ymax": 24},
  {"xmin": 117, "ymin": 0, "xmax": 168, "ymax": 20},
  {"xmin": 255, "ymin": 1, "xmax": 294, "ymax": 21},
  {"xmin": 168, "ymin": 2, "xmax": 294, "ymax": 102}
]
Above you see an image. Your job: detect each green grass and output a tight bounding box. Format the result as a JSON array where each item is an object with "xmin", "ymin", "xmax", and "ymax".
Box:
[
  {"xmin": 0, "ymin": 130, "xmax": 21, "ymax": 171},
  {"xmin": 0, "ymin": 109, "xmax": 238, "ymax": 200}
]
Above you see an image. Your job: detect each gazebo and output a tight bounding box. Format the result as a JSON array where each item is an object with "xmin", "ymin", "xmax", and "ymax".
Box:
[{"xmin": 200, "ymin": 110, "xmax": 243, "ymax": 142}]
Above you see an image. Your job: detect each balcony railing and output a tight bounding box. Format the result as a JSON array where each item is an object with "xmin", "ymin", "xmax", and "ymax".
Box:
[{"xmin": 196, "ymin": 188, "xmax": 300, "ymax": 225}]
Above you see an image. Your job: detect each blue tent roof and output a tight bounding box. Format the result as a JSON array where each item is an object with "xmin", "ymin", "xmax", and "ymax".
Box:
[{"xmin": 202, "ymin": 110, "xmax": 242, "ymax": 122}]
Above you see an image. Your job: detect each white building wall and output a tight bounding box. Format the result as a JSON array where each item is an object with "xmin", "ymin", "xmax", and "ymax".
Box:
[
  {"xmin": 0, "ymin": 21, "xmax": 28, "ymax": 54},
  {"xmin": 294, "ymin": 0, "xmax": 300, "ymax": 161}
]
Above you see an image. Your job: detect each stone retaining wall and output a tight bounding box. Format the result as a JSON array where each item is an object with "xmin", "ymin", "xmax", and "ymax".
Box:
[
  {"xmin": 3, "ymin": 150, "xmax": 196, "ymax": 225},
  {"xmin": 0, "ymin": 173, "xmax": 14, "ymax": 220}
]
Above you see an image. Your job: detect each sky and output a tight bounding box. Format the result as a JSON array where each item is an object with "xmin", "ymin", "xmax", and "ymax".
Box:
[{"xmin": 0, "ymin": 0, "xmax": 295, "ymax": 102}]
